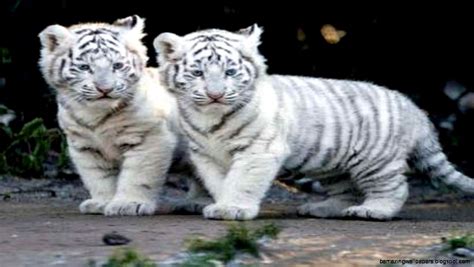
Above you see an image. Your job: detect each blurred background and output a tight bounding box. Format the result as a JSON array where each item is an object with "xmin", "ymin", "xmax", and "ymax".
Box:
[{"xmin": 0, "ymin": 1, "xmax": 473, "ymax": 179}]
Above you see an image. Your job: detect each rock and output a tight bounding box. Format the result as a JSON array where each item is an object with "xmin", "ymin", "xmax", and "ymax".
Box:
[
  {"xmin": 102, "ymin": 232, "xmax": 131, "ymax": 246},
  {"xmin": 443, "ymin": 80, "xmax": 467, "ymax": 101},
  {"xmin": 459, "ymin": 92, "xmax": 474, "ymax": 113},
  {"xmin": 453, "ymin": 248, "xmax": 474, "ymax": 258}
]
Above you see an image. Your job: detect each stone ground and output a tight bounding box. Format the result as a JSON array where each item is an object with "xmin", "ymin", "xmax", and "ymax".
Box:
[{"xmin": 0, "ymin": 176, "xmax": 473, "ymax": 267}]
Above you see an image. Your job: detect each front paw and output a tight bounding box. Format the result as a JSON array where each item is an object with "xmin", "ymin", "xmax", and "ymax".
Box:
[
  {"xmin": 79, "ymin": 199, "xmax": 109, "ymax": 214},
  {"xmin": 104, "ymin": 198, "xmax": 156, "ymax": 216},
  {"xmin": 203, "ymin": 203, "xmax": 259, "ymax": 220},
  {"xmin": 342, "ymin": 206, "xmax": 393, "ymax": 221}
]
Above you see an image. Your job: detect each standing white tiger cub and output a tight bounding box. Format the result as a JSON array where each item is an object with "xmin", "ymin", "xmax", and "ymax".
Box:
[
  {"xmin": 38, "ymin": 15, "xmax": 180, "ymax": 216},
  {"xmin": 154, "ymin": 25, "xmax": 474, "ymax": 220}
]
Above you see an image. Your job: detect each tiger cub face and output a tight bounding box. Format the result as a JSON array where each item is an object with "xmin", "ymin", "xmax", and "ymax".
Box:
[
  {"xmin": 154, "ymin": 25, "xmax": 267, "ymax": 113},
  {"xmin": 39, "ymin": 15, "xmax": 148, "ymax": 105}
]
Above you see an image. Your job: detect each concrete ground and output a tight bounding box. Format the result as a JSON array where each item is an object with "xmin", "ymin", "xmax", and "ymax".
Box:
[{"xmin": 0, "ymin": 177, "xmax": 473, "ymax": 266}]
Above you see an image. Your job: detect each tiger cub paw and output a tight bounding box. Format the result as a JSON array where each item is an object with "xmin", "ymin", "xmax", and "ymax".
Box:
[
  {"xmin": 79, "ymin": 199, "xmax": 109, "ymax": 214},
  {"xmin": 203, "ymin": 203, "xmax": 259, "ymax": 221},
  {"xmin": 104, "ymin": 198, "xmax": 157, "ymax": 216},
  {"xmin": 342, "ymin": 205, "xmax": 394, "ymax": 221}
]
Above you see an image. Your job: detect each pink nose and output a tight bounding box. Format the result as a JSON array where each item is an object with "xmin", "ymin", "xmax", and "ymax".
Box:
[
  {"xmin": 96, "ymin": 87, "xmax": 113, "ymax": 94},
  {"xmin": 207, "ymin": 92, "xmax": 224, "ymax": 100}
]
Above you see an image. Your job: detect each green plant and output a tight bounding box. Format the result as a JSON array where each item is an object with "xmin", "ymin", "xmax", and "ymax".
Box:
[
  {"xmin": 442, "ymin": 233, "xmax": 474, "ymax": 251},
  {"xmin": 182, "ymin": 223, "xmax": 281, "ymax": 266},
  {"xmin": 0, "ymin": 117, "xmax": 68, "ymax": 177},
  {"xmin": 0, "ymin": 47, "xmax": 12, "ymax": 65},
  {"xmin": 89, "ymin": 248, "xmax": 156, "ymax": 267}
]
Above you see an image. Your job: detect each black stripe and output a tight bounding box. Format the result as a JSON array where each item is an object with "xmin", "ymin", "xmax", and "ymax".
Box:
[
  {"xmin": 162, "ymin": 64, "xmax": 172, "ymax": 88},
  {"xmin": 367, "ymin": 177, "xmax": 406, "ymax": 195},
  {"xmin": 118, "ymin": 142, "xmax": 143, "ymax": 152},
  {"xmin": 319, "ymin": 79, "xmax": 344, "ymax": 169},
  {"xmin": 319, "ymin": 148, "xmax": 335, "ymax": 169},
  {"xmin": 189, "ymin": 35, "xmax": 210, "ymax": 41},
  {"xmin": 59, "ymin": 59, "xmax": 67, "ymax": 81},
  {"xmin": 227, "ymin": 112, "xmax": 257, "ymax": 140},
  {"xmin": 68, "ymin": 109, "xmax": 93, "ymax": 130},
  {"xmin": 173, "ymin": 64, "xmax": 180, "ymax": 89},
  {"xmin": 341, "ymin": 93, "xmax": 363, "ymax": 168},
  {"xmin": 243, "ymin": 62, "xmax": 257, "ymax": 80},
  {"xmin": 104, "ymin": 39, "xmax": 121, "ymax": 49},
  {"xmin": 212, "ymin": 44, "xmax": 232, "ymax": 55},
  {"xmin": 192, "ymin": 46, "xmax": 208, "ymax": 56},
  {"xmin": 330, "ymin": 81, "xmax": 356, "ymax": 171},
  {"xmin": 354, "ymin": 154, "xmax": 399, "ymax": 181},
  {"xmin": 287, "ymin": 77, "xmax": 311, "ymax": 167},
  {"xmin": 78, "ymin": 48, "xmax": 96, "ymax": 58},
  {"xmin": 77, "ymin": 33, "xmax": 93, "ymax": 44},
  {"xmin": 141, "ymin": 184, "xmax": 152, "ymax": 190},
  {"xmin": 351, "ymin": 90, "xmax": 394, "ymax": 177},
  {"xmin": 240, "ymin": 52, "xmax": 259, "ymax": 78},
  {"xmin": 89, "ymin": 165, "xmax": 119, "ymax": 175},
  {"xmin": 229, "ymin": 128, "xmax": 264, "ymax": 156},
  {"xmin": 264, "ymin": 116, "xmax": 281, "ymax": 152},
  {"xmin": 105, "ymin": 46, "xmax": 121, "ymax": 55},
  {"xmin": 178, "ymin": 104, "xmax": 207, "ymax": 136},
  {"xmin": 346, "ymin": 84, "xmax": 380, "ymax": 171},
  {"xmin": 178, "ymin": 119, "xmax": 205, "ymax": 150},
  {"xmin": 77, "ymin": 146, "xmax": 106, "ymax": 159},
  {"xmin": 208, "ymin": 101, "xmax": 248, "ymax": 133},
  {"xmin": 212, "ymin": 34, "xmax": 239, "ymax": 42},
  {"xmin": 190, "ymin": 39, "xmax": 206, "ymax": 50},
  {"xmin": 78, "ymin": 40, "xmax": 93, "ymax": 50},
  {"xmin": 364, "ymin": 90, "xmax": 396, "ymax": 166},
  {"xmin": 357, "ymin": 168, "xmax": 405, "ymax": 190},
  {"xmin": 189, "ymin": 147, "xmax": 215, "ymax": 162},
  {"xmin": 98, "ymin": 28, "xmax": 119, "ymax": 36},
  {"xmin": 74, "ymin": 29, "xmax": 90, "ymax": 34},
  {"xmin": 95, "ymin": 101, "xmax": 129, "ymax": 127}
]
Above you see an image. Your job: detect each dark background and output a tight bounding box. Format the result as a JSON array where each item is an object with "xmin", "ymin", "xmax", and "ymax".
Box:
[{"xmin": 0, "ymin": 1, "xmax": 472, "ymax": 175}]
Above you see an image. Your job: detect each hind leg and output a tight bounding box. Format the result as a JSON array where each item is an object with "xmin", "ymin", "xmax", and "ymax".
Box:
[
  {"xmin": 343, "ymin": 162, "xmax": 409, "ymax": 220},
  {"xmin": 298, "ymin": 180, "xmax": 359, "ymax": 218}
]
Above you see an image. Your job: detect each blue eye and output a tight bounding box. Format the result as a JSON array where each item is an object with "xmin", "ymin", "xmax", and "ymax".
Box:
[
  {"xmin": 225, "ymin": 69, "xmax": 237, "ymax": 76},
  {"xmin": 191, "ymin": 70, "xmax": 203, "ymax": 77},
  {"xmin": 113, "ymin": 62, "xmax": 124, "ymax": 70},
  {"xmin": 78, "ymin": 64, "xmax": 90, "ymax": 71}
]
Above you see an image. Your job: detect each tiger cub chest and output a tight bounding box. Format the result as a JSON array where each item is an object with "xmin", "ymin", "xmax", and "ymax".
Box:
[{"xmin": 63, "ymin": 113, "xmax": 153, "ymax": 162}]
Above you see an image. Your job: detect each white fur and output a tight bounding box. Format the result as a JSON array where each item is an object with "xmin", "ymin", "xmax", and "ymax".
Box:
[
  {"xmin": 39, "ymin": 16, "xmax": 180, "ymax": 216},
  {"xmin": 155, "ymin": 25, "xmax": 474, "ymax": 221}
]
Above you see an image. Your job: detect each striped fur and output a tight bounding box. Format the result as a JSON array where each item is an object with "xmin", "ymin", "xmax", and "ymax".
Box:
[
  {"xmin": 154, "ymin": 25, "xmax": 474, "ymax": 220},
  {"xmin": 39, "ymin": 16, "xmax": 182, "ymax": 216}
]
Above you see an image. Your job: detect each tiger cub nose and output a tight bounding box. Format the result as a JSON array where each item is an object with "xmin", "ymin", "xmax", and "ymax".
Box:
[
  {"xmin": 96, "ymin": 86, "xmax": 113, "ymax": 94},
  {"xmin": 206, "ymin": 92, "xmax": 224, "ymax": 100}
]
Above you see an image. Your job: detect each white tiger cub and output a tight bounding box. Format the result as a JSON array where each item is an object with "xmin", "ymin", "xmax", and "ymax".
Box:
[
  {"xmin": 153, "ymin": 25, "xmax": 474, "ymax": 220},
  {"xmin": 38, "ymin": 15, "xmax": 181, "ymax": 216}
]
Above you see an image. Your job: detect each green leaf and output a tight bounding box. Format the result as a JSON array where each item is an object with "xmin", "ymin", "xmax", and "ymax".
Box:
[{"xmin": 17, "ymin": 118, "xmax": 46, "ymax": 139}]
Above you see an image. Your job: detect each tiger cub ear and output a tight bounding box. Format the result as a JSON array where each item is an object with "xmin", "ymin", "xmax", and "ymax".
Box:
[
  {"xmin": 237, "ymin": 24, "xmax": 263, "ymax": 48},
  {"xmin": 38, "ymin": 25, "xmax": 74, "ymax": 53},
  {"xmin": 153, "ymin": 33, "xmax": 185, "ymax": 64},
  {"xmin": 113, "ymin": 15, "xmax": 145, "ymax": 35}
]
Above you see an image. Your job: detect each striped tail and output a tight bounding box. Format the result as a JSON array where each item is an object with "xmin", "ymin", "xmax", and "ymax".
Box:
[{"xmin": 411, "ymin": 132, "xmax": 474, "ymax": 194}]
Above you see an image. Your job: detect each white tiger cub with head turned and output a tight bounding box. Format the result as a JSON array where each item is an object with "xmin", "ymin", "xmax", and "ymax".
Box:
[
  {"xmin": 154, "ymin": 25, "xmax": 474, "ymax": 221},
  {"xmin": 38, "ymin": 15, "xmax": 181, "ymax": 216}
]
